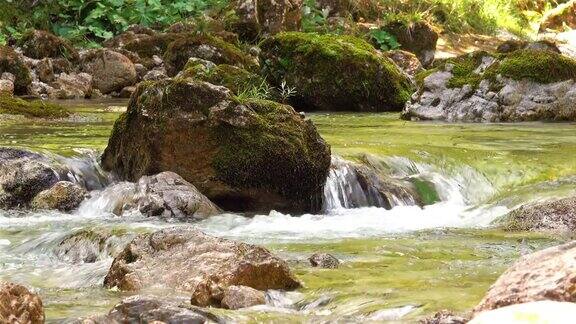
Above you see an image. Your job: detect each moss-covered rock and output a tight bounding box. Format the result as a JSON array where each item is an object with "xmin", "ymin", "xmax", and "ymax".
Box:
[
  {"xmin": 0, "ymin": 95, "xmax": 69, "ymax": 119},
  {"xmin": 163, "ymin": 33, "xmax": 257, "ymax": 76},
  {"xmin": 0, "ymin": 46, "xmax": 32, "ymax": 95},
  {"xmin": 18, "ymin": 30, "xmax": 79, "ymax": 61},
  {"xmin": 259, "ymin": 32, "xmax": 413, "ymax": 112},
  {"xmin": 31, "ymin": 181, "xmax": 86, "ymax": 212},
  {"xmin": 404, "ymin": 50, "xmax": 576, "ymax": 122},
  {"xmin": 179, "ymin": 61, "xmax": 268, "ymax": 96},
  {"xmin": 101, "ymin": 78, "xmax": 331, "ymax": 213}
]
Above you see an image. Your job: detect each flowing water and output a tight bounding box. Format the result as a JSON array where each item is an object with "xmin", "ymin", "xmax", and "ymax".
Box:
[{"xmin": 1, "ymin": 101, "xmax": 575, "ymax": 322}]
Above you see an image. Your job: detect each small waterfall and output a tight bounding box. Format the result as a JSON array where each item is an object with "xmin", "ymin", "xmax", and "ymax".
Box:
[
  {"xmin": 75, "ymin": 182, "xmax": 137, "ymax": 217},
  {"xmin": 56, "ymin": 150, "xmax": 114, "ymax": 190}
]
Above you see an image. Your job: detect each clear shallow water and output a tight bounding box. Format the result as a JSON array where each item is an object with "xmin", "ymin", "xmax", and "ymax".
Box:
[{"xmin": 0, "ymin": 101, "xmax": 573, "ymax": 322}]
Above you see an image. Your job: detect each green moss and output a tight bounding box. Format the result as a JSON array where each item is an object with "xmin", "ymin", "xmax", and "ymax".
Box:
[
  {"xmin": 410, "ymin": 178, "xmax": 440, "ymax": 205},
  {"xmin": 0, "ymin": 46, "xmax": 32, "ymax": 94},
  {"xmin": 259, "ymin": 32, "xmax": 413, "ymax": 112},
  {"xmin": 163, "ymin": 33, "xmax": 257, "ymax": 76},
  {"xmin": 124, "ymin": 33, "xmax": 180, "ymax": 59},
  {"xmin": 0, "ymin": 95, "xmax": 69, "ymax": 118},
  {"xmin": 444, "ymin": 51, "xmax": 492, "ymax": 89},
  {"xmin": 180, "ymin": 62, "xmax": 269, "ymax": 96}
]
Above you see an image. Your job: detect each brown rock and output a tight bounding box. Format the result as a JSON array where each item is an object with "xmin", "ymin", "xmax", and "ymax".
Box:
[
  {"xmin": 0, "ymin": 281, "xmax": 44, "ymax": 324},
  {"xmin": 18, "ymin": 30, "xmax": 79, "ymax": 61},
  {"xmin": 309, "ymin": 253, "xmax": 340, "ymax": 269},
  {"xmin": 0, "ymin": 46, "xmax": 32, "ymax": 95},
  {"xmin": 103, "ymin": 227, "xmax": 301, "ymax": 307},
  {"xmin": 384, "ymin": 21, "xmax": 438, "ymax": 67},
  {"xmin": 474, "ymin": 241, "xmax": 576, "ymax": 313},
  {"xmin": 118, "ymin": 86, "xmax": 136, "ymax": 99},
  {"xmin": 80, "ymin": 49, "xmax": 137, "ymax": 94},
  {"xmin": 233, "ymin": 0, "xmax": 302, "ymax": 41},
  {"xmin": 540, "ymin": 0, "xmax": 576, "ymax": 32},
  {"xmin": 49, "ymin": 72, "xmax": 92, "ymax": 99},
  {"xmin": 31, "ymin": 181, "xmax": 86, "ymax": 211},
  {"xmin": 36, "ymin": 58, "xmax": 54, "ymax": 83},
  {"xmin": 385, "ymin": 50, "xmax": 424, "ymax": 77},
  {"xmin": 221, "ymin": 285, "xmax": 265, "ymax": 309},
  {"xmin": 501, "ymin": 197, "xmax": 576, "ymax": 235}
]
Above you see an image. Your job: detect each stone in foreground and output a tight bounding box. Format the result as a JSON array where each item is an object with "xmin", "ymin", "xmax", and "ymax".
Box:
[
  {"xmin": 0, "ymin": 281, "xmax": 44, "ymax": 324},
  {"xmin": 101, "ymin": 78, "xmax": 330, "ymax": 213},
  {"xmin": 474, "ymin": 241, "xmax": 576, "ymax": 313},
  {"xmin": 103, "ymin": 228, "xmax": 301, "ymax": 308}
]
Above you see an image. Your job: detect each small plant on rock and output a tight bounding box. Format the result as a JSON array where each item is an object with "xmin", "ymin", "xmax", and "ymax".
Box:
[{"xmin": 368, "ymin": 29, "xmax": 400, "ymax": 51}]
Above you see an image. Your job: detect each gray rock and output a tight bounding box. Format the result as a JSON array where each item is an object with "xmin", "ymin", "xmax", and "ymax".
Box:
[
  {"xmin": 54, "ymin": 228, "xmax": 132, "ymax": 263},
  {"xmin": 49, "ymin": 72, "xmax": 92, "ymax": 99},
  {"xmin": 309, "ymin": 253, "xmax": 340, "ymax": 269},
  {"xmin": 31, "ymin": 181, "xmax": 86, "ymax": 211},
  {"xmin": 221, "ymin": 285, "xmax": 266, "ymax": 309},
  {"xmin": 103, "ymin": 227, "xmax": 301, "ymax": 308}
]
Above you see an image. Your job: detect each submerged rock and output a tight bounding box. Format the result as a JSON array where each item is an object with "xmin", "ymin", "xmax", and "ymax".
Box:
[
  {"xmin": 134, "ymin": 172, "xmax": 220, "ymax": 220},
  {"xmin": 260, "ymin": 32, "xmax": 413, "ymax": 112},
  {"xmin": 231, "ymin": 0, "xmax": 302, "ymax": 41},
  {"xmin": 80, "ymin": 49, "xmax": 137, "ymax": 94},
  {"xmin": 500, "ymin": 197, "xmax": 576, "ymax": 235},
  {"xmin": 309, "ymin": 253, "xmax": 340, "ymax": 269},
  {"xmin": 221, "ymin": 285, "xmax": 266, "ymax": 309},
  {"xmin": 75, "ymin": 295, "xmax": 220, "ymax": 323},
  {"xmin": 0, "ymin": 281, "xmax": 44, "ymax": 323},
  {"xmin": 0, "ymin": 46, "xmax": 32, "ymax": 95},
  {"xmin": 31, "ymin": 181, "xmax": 86, "ymax": 211},
  {"xmin": 403, "ymin": 50, "xmax": 576, "ymax": 122},
  {"xmin": 382, "ymin": 21, "xmax": 438, "ymax": 67},
  {"xmin": 101, "ymin": 78, "xmax": 330, "ymax": 213},
  {"xmin": 470, "ymin": 301, "xmax": 576, "ymax": 324},
  {"xmin": 54, "ymin": 228, "xmax": 131, "ymax": 263},
  {"xmin": 0, "ymin": 148, "xmax": 61, "ymax": 209},
  {"xmin": 103, "ymin": 227, "xmax": 301, "ymax": 307},
  {"xmin": 18, "ymin": 29, "xmax": 79, "ymax": 61},
  {"xmin": 474, "ymin": 241, "xmax": 576, "ymax": 313},
  {"xmin": 163, "ymin": 33, "xmax": 257, "ymax": 76}
]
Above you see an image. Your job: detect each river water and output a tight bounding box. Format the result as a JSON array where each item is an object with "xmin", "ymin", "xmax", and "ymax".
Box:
[{"xmin": 0, "ymin": 100, "xmax": 573, "ymax": 322}]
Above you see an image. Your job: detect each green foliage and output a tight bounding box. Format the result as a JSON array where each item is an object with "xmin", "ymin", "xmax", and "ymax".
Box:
[
  {"xmin": 302, "ymin": 0, "xmax": 330, "ymax": 32},
  {"xmin": 0, "ymin": 0, "xmax": 229, "ymax": 45},
  {"xmin": 368, "ymin": 29, "xmax": 400, "ymax": 51}
]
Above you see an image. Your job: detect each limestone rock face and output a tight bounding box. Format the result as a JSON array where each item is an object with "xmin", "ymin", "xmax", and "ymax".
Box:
[
  {"xmin": 0, "ymin": 281, "xmax": 44, "ymax": 324},
  {"xmin": 403, "ymin": 50, "xmax": 576, "ymax": 122},
  {"xmin": 0, "ymin": 147, "xmax": 61, "ymax": 209},
  {"xmin": 101, "ymin": 78, "xmax": 330, "ymax": 213},
  {"xmin": 474, "ymin": 241, "xmax": 576, "ymax": 313},
  {"xmin": 80, "ymin": 49, "xmax": 137, "ymax": 94},
  {"xmin": 103, "ymin": 228, "xmax": 301, "ymax": 308},
  {"xmin": 31, "ymin": 181, "xmax": 86, "ymax": 211}
]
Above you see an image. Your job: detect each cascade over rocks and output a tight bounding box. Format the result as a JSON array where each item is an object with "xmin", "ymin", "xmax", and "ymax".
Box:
[
  {"xmin": 18, "ymin": 30, "xmax": 79, "ymax": 61},
  {"xmin": 0, "ymin": 46, "xmax": 32, "ymax": 95},
  {"xmin": 101, "ymin": 78, "xmax": 330, "ymax": 213},
  {"xmin": 103, "ymin": 227, "xmax": 301, "ymax": 308},
  {"xmin": 474, "ymin": 241, "xmax": 576, "ymax": 313},
  {"xmin": 260, "ymin": 32, "xmax": 413, "ymax": 112},
  {"xmin": 0, "ymin": 281, "xmax": 45, "ymax": 324},
  {"xmin": 403, "ymin": 50, "xmax": 576, "ymax": 122},
  {"xmin": 80, "ymin": 49, "xmax": 137, "ymax": 94},
  {"xmin": 231, "ymin": 0, "xmax": 302, "ymax": 41}
]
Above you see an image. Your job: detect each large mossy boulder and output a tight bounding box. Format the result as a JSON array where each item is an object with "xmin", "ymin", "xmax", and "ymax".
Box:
[
  {"xmin": 101, "ymin": 78, "xmax": 331, "ymax": 213},
  {"xmin": 18, "ymin": 30, "xmax": 79, "ymax": 61},
  {"xmin": 163, "ymin": 33, "xmax": 257, "ymax": 76},
  {"xmin": 104, "ymin": 227, "xmax": 301, "ymax": 308},
  {"xmin": 0, "ymin": 46, "xmax": 32, "ymax": 95},
  {"xmin": 403, "ymin": 50, "xmax": 576, "ymax": 122},
  {"xmin": 260, "ymin": 32, "xmax": 413, "ymax": 112}
]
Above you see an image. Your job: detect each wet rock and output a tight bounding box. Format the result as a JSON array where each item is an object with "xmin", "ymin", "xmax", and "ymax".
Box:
[
  {"xmin": 0, "ymin": 281, "xmax": 44, "ymax": 323},
  {"xmin": 0, "ymin": 46, "xmax": 32, "ymax": 95},
  {"xmin": 101, "ymin": 78, "xmax": 330, "ymax": 213},
  {"xmin": 54, "ymin": 228, "xmax": 131, "ymax": 263},
  {"xmin": 383, "ymin": 21, "xmax": 438, "ymax": 67},
  {"xmin": 0, "ymin": 147, "xmax": 62, "ymax": 209},
  {"xmin": 232, "ymin": 0, "xmax": 302, "ymax": 41},
  {"xmin": 309, "ymin": 253, "xmax": 340, "ymax": 269},
  {"xmin": 474, "ymin": 241, "xmax": 576, "ymax": 313},
  {"xmin": 134, "ymin": 172, "xmax": 220, "ymax": 220},
  {"xmin": 31, "ymin": 181, "xmax": 86, "ymax": 211},
  {"xmin": 75, "ymin": 295, "xmax": 219, "ymax": 323},
  {"xmin": 80, "ymin": 49, "xmax": 137, "ymax": 94},
  {"xmin": 470, "ymin": 301, "xmax": 576, "ymax": 324},
  {"xmin": 103, "ymin": 227, "xmax": 301, "ymax": 307},
  {"xmin": 49, "ymin": 72, "xmax": 92, "ymax": 99},
  {"xmin": 221, "ymin": 285, "xmax": 266, "ymax": 309},
  {"xmin": 404, "ymin": 50, "xmax": 576, "ymax": 122},
  {"xmin": 260, "ymin": 32, "xmax": 412, "ymax": 112},
  {"xmin": 163, "ymin": 33, "xmax": 257, "ymax": 76},
  {"xmin": 18, "ymin": 29, "xmax": 78, "ymax": 61},
  {"xmin": 422, "ymin": 310, "xmax": 468, "ymax": 324},
  {"xmin": 117, "ymin": 86, "xmax": 136, "ymax": 99},
  {"xmin": 500, "ymin": 197, "xmax": 576, "ymax": 235},
  {"xmin": 540, "ymin": 0, "xmax": 576, "ymax": 32},
  {"xmin": 385, "ymin": 50, "xmax": 424, "ymax": 78},
  {"xmin": 142, "ymin": 68, "xmax": 168, "ymax": 81}
]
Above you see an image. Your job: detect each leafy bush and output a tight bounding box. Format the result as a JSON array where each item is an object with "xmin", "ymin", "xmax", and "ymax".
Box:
[
  {"xmin": 0, "ymin": 0, "xmax": 229, "ymax": 45},
  {"xmin": 368, "ymin": 29, "xmax": 400, "ymax": 51}
]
